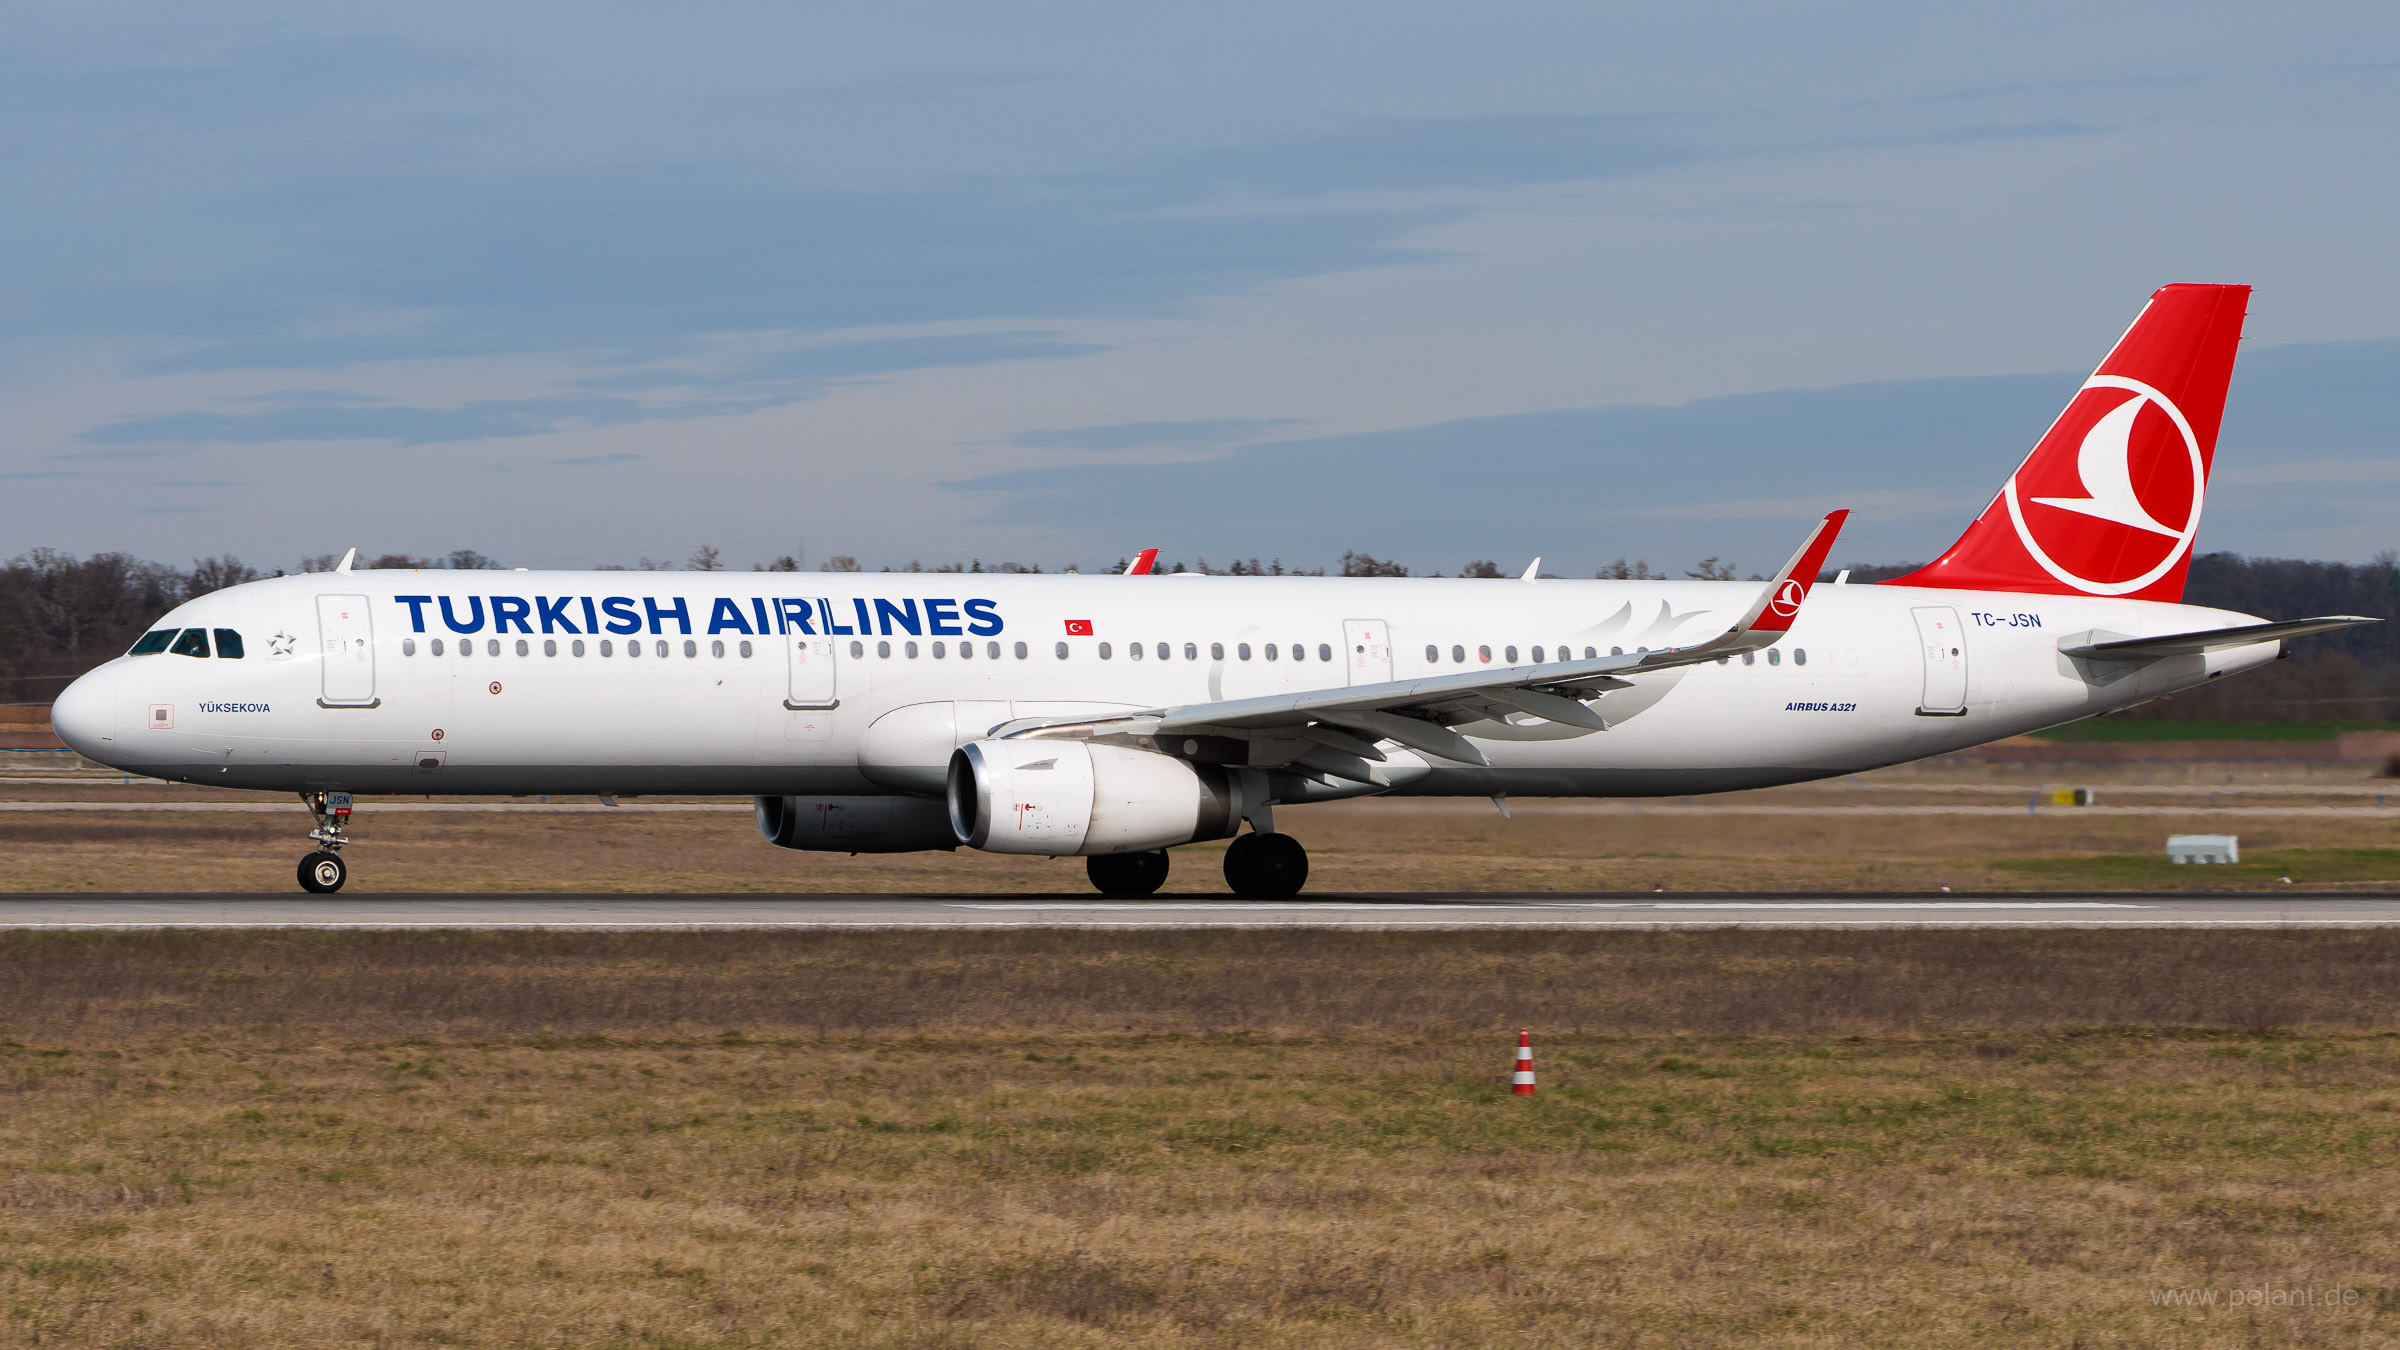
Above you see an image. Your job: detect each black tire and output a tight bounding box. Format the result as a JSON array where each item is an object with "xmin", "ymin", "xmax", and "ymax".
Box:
[
  {"xmin": 1087, "ymin": 849, "xmax": 1170, "ymax": 897},
  {"xmin": 1223, "ymin": 831, "xmax": 1307, "ymax": 899},
  {"xmin": 298, "ymin": 851, "xmax": 347, "ymax": 894}
]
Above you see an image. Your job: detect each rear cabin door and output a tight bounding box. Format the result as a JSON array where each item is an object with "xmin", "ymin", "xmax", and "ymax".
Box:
[
  {"xmin": 316, "ymin": 594, "xmax": 377, "ymax": 706},
  {"xmin": 1910, "ymin": 606, "xmax": 1968, "ymax": 715},
  {"xmin": 1343, "ymin": 619, "xmax": 1392, "ymax": 685},
  {"xmin": 784, "ymin": 625, "xmax": 838, "ymax": 710}
]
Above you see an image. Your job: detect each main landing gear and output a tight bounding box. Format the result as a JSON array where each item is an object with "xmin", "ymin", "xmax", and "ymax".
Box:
[
  {"xmin": 1080, "ymin": 832, "xmax": 1312, "ymax": 899},
  {"xmin": 1223, "ymin": 831, "xmax": 1308, "ymax": 900},
  {"xmin": 298, "ymin": 790, "xmax": 353, "ymax": 894}
]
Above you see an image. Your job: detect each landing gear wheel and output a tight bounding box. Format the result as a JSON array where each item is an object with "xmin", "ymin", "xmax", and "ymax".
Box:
[
  {"xmin": 1086, "ymin": 849, "xmax": 1170, "ymax": 898},
  {"xmin": 1223, "ymin": 831, "xmax": 1308, "ymax": 899},
  {"xmin": 298, "ymin": 851, "xmax": 347, "ymax": 894}
]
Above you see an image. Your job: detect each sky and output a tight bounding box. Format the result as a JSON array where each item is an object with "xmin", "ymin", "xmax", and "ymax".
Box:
[{"xmin": 4, "ymin": 2, "xmax": 2397, "ymax": 575}]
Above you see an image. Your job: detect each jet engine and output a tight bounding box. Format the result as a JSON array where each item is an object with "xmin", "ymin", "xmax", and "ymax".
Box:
[
  {"xmin": 754, "ymin": 795, "xmax": 959, "ymax": 853},
  {"xmin": 946, "ymin": 739, "xmax": 1245, "ymax": 855}
]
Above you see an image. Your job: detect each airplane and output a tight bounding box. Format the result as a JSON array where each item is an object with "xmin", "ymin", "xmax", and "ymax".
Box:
[{"xmin": 49, "ymin": 283, "xmax": 2376, "ymax": 897}]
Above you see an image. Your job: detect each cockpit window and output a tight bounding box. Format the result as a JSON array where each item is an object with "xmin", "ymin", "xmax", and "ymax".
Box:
[
  {"xmin": 213, "ymin": 629, "xmax": 245, "ymax": 659},
  {"xmin": 128, "ymin": 629, "xmax": 177, "ymax": 655},
  {"xmin": 169, "ymin": 628, "xmax": 212, "ymax": 658}
]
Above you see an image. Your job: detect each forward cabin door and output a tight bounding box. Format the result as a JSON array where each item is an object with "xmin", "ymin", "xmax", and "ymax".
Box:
[
  {"xmin": 315, "ymin": 594, "xmax": 377, "ymax": 706},
  {"xmin": 784, "ymin": 622, "xmax": 838, "ymax": 711},
  {"xmin": 1343, "ymin": 619, "xmax": 1392, "ymax": 685},
  {"xmin": 1910, "ymin": 606, "xmax": 1968, "ymax": 716}
]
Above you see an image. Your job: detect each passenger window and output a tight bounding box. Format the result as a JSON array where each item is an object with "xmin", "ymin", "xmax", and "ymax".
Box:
[
  {"xmin": 850, "ymin": 641, "xmax": 864, "ymax": 658},
  {"xmin": 574, "ymin": 640, "xmax": 588, "ymax": 657},
  {"xmin": 170, "ymin": 628, "xmax": 211, "ymax": 658},
  {"xmin": 739, "ymin": 640, "xmax": 753, "ymax": 658},
  {"xmin": 1237, "ymin": 643, "xmax": 1251, "ymax": 661},
  {"xmin": 1318, "ymin": 643, "xmax": 1331, "ymax": 662},
  {"xmin": 629, "ymin": 640, "xmax": 641, "ymax": 658},
  {"xmin": 933, "ymin": 641, "xmax": 947, "ymax": 658},
  {"xmin": 545, "ymin": 639, "xmax": 559, "ymax": 657},
  {"xmin": 1129, "ymin": 643, "xmax": 1143, "ymax": 661},
  {"xmin": 460, "ymin": 640, "xmax": 472, "ymax": 659},
  {"xmin": 988, "ymin": 641, "xmax": 1002, "ymax": 659},
  {"xmin": 683, "ymin": 639, "xmax": 697, "ymax": 658},
  {"xmin": 1054, "ymin": 641, "xmax": 1068, "ymax": 659},
  {"xmin": 1452, "ymin": 645, "xmax": 1464, "ymax": 664},
  {"xmin": 879, "ymin": 641, "xmax": 893, "ymax": 658},
  {"xmin": 904, "ymin": 641, "xmax": 919, "ymax": 658},
  {"xmin": 1159, "ymin": 643, "xmax": 1172, "ymax": 661},
  {"xmin": 1583, "ymin": 647, "xmax": 1596, "ymax": 659},
  {"xmin": 1011, "ymin": 641, "xmax": 1025, "ymax": 659},
  {"xmin": 1794, "ymin": 648, "xmax": 1807, "ymax": 666},
  {"xmin": 1265, "ymin": 644, "xmax": 1278, "ymax": 661},
  {"xmin": 1611, "ymin": 646, "xmax": 1623, "ymax": 656},
  {"xmin": 1211, "ymin": 642, "xmax": 1225, "ymax": 661},
  {"xmin": 128, "ymin": 629, "xmax": 176, "ymax": 656},
  {"xmin": 516, "ymin": 639, "xmax": 530, "ymax": 657},
  {"xmin": 1477, "ymin": 644, "xmax": 1491, "ymax": 664},
  {"xmin": 431, "ymin": 638, "xmax": 445, "ymax": 656},
  {"xmin": 486, "ymin": 639, "xmax": 501, "ymax": 657},
  {"xmin": 1504, "ymin": 646, "xmax": 1518, "ymax": 664},
  {"xmin": 402, "ymin": 638, "xmax": 416, "ymax": 656},
  {"xmin": 598, "ymin": 640, "xmax": 612, "ymax": 657},
  {"xmin": 1184, "ymin": 643, "xmax": 1197, "ymax": 660},
  {"xmin": 710, "ymin": 639, "xmax": 724, "ymax": 658},
  {"xmin": 214, "ymin": 629, "xmax": 245, "ymax": 659},
  {"xmin": 1741, "ymin": 651, "xmax": 1754, "ymax": 666},
  {"xmin": 1098, "ymin": 642, "xmax": 1113, "ymax": 660},
  {"xmin": 1425, "ymin": 645, "xmax": 1438, "ymax": 662},
  {"xmin": 1531, "ymin": 646, "xmax": 1544, "ymax": 663},
  {"xmin": 1768, "ymin": 648, "xmax": 1782, "ymax": 666}
]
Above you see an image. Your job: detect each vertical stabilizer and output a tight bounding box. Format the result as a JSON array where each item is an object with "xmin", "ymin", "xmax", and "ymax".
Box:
[{"xmin": 1887, "ymin": 283, "xmax": 2249, "ymax": 602}]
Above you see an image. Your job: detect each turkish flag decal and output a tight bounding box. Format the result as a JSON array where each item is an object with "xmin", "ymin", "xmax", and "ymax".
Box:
[{"xmin": 1063, "ymin": 619, "xmax": 1094, "ymax": 636}]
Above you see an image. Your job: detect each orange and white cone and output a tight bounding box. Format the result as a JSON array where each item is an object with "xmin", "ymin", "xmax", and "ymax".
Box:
[{"xmin": 1511, "ymin": 1028, "xmax": 1537, "ymax": 1096}]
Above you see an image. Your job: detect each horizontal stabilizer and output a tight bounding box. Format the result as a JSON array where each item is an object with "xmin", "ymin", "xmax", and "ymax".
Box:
[{"xmin": 2059, "ymin": 615, "xmax": 2378, "ymax": 661}]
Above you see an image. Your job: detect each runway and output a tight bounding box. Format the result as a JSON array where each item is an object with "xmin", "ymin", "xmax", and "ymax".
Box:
[{"xmin": 5, "ymin": 892, "xmax": 2400, "ymax": 928}]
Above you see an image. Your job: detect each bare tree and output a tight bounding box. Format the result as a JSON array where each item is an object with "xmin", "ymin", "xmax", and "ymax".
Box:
[
  {"xmin": 1686, "ymin": 557, "xmax": 1737, "ymax": 580},
  {"xmin": 821, "ymin": 555, "xmax": 863, "ymax": 572},
  {"xmin": 687, "ymin": 544, "xmax": 723, "ymax": 571},
  {"xmin": 1459, "ymin": 560, "xmax": 1505, "ymax": 579}
]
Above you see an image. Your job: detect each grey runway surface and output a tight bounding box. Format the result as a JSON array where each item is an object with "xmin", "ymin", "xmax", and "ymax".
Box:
[{"xmin": 5, "ymin": 892, "xmax": 2400, "ymax": 928}]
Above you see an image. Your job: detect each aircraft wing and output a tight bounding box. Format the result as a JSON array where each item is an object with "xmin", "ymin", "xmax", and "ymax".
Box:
[
  {"xmin": 1002, "ymin": 511, "xmax": 1848, "ymax": 774},
  {"xmin": 2059, "ymin": 615, "xmax": 2380, "ymax": 661}
]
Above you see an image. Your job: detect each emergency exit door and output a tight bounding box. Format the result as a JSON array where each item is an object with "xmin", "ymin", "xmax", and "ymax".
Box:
[
  {"xmin": 785, "ymin": 632, "xmax": 838, "ymax": 710},
  {"xmin": 1344, "ymin": 619, "xmax": 1392, "ymax": 685},
  {"xmin": 316, "ymin": 594, "xmax": 377, "ymax": 706},
  {"xmin": 1911, "ymin": 606, "xmax": 1968, "ymax": 716}
]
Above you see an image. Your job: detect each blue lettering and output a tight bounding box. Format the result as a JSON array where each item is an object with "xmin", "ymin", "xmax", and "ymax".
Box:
[
  {"xmin": 396, "ymin": 595, "xmax": 433, "ymax": 633},
  {"xmin": 644, "ymin": 596, "xmax": 691, "ymax": 635},
  {"xmin": 775, "ymin": 598, "xmax": 815, "ymax": 635},
  {"xmin": 537, "ymin": 596, "xmax": 581, "ymax": 634},
  {"xmin": 822, "ymin": 598, "xmax": 854, "ymax": 635},
  {"xmin": 439, "ymin": 595, "xmax": 486, "ymax": 634},
  {"xmin": 601, "ymin": 597, "xmax": 641, "ymax": 635},
  {"xmin": 580, "ymin": 597, "xmax": 599, "ymax": 633},
  {"xmin": 874, "ymin": 597, "xmax": 921, "ymax": 636},
  {"xmin": 852, "ymin": 598, "xmax": 873, "ymax": 635},
  {"xmin": 924, "ymin": 598, "xmax": 963, "ymax": 636},
  {"xmin": 749, "ymin": 597, "xmax": 772, "ymax": 636},
  {"xmin": 964, "ymin": 598, "xmax": 1002, "ymax": 637},
  {"xmin": 491, "ymin": 596, "xmax": 533, "ymax": 634},
  {"xmin": 707, "ymin": 597, "xmax": 755, "ymax": 635}
]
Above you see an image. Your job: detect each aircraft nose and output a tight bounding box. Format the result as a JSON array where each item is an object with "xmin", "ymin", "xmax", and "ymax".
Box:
[{"xmin": 49, "ymin": 667, "xmax": 119, "ymax": 758}]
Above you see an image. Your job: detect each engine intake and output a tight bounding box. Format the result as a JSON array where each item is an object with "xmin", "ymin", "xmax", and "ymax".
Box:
[
  {"xmin": 754, "ymin": 795, "xmax": 958, "ymax": 853},
  {"xmin": 946, "ymin": 739, "xmax": 1244, "ymax": 855}
]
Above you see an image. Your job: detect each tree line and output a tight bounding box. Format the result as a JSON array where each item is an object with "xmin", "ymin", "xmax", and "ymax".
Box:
[{"xmin": 3, "ymin": 546, "xmax": 2392, "ymax": 719}]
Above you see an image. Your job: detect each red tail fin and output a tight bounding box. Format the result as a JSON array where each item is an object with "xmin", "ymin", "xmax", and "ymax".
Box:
[{"xmin": 1886, "ymin": 283, "xmax": 2249, "ymax": 602}]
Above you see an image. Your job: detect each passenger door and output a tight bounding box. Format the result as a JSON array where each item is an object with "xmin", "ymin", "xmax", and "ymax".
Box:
[
  {"xmin": 785, "ymin": 631, "xmax": 838, "ymax": 710},
  {"xmin": 1343, "ymin": 619, "xmax": 1392, "ymax": 686},
  {"xmin": 1910, "ymin": 606, "xmax": 1968, "ymax": 715},
  {"xmin": 316, "ymin": 594, "xmax": 377, "ymax": 706}
]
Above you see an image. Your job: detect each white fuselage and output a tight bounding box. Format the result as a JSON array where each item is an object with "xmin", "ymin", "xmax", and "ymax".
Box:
[{"xmin": 52, "ymin": 570, "xmax": 2270, "ymax": 801}]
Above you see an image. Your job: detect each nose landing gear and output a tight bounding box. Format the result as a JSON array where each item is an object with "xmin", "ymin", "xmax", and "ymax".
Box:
[{"xmin": 298, "ymin": 791, "xmax": 352, "ymax": 894}]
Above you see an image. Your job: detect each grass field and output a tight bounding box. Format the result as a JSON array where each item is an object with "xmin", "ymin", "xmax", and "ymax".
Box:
[
  {"xmin": 4, "ymin": 929, "xmax": 2400, "ymax": 1347},
  {"xmin": 2031, "ymin": 720, "xmax": 2400, "ymax": 742}
]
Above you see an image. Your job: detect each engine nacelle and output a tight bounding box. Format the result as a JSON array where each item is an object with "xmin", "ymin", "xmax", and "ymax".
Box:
[
  {"xmin": 946, "ymin": 739, "xmax": 1244, "ymax": 856},
  {"xmin": 754, "ymin": 795, "xmax": 958, "ymax": 853}
]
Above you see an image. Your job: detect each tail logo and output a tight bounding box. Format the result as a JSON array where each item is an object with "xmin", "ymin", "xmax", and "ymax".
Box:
[
  {"xmin": 1767, "ymin": 578, "xmax": 1806, "ymax": 618},
  {"xmin": 2001, "ymin": 375, "xmax": 2205, "ymax": 596}
]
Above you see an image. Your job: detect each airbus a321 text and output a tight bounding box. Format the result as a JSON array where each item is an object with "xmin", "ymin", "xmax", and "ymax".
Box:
[{"xmin": 50, "ymin": 285, "xmax": 2376, "ymax": 896}]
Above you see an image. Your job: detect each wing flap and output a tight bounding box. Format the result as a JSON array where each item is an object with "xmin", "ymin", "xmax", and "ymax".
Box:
[{"xmin": 2060, "ymin": 615, "xmax": 2378, "ymax": 661}]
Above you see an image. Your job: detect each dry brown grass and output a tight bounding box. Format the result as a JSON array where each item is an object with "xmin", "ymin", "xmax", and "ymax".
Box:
[
  {"xmin": 5, "ymin": 931, "xmax": 2400, "ymax": 1346},
  {"xmin": 4, "ymin": 787, "xmax": 2399, "ymax": 893}
]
